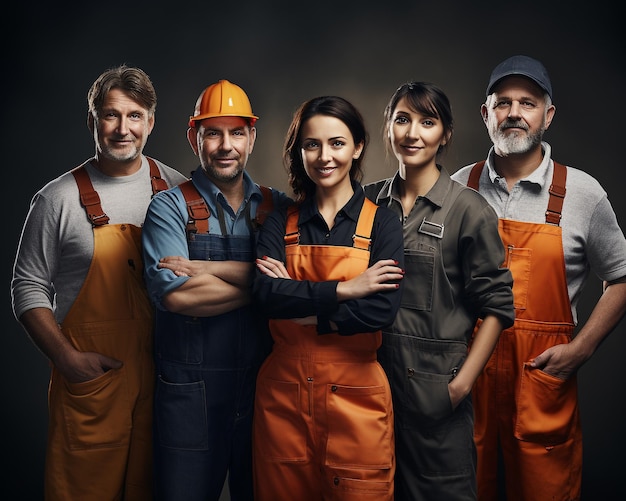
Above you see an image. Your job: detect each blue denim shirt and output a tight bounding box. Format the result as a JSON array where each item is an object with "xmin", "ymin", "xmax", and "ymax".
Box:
[{"xmin": 142, "ymin": 167, "xmax": 288, "ymax": 309}]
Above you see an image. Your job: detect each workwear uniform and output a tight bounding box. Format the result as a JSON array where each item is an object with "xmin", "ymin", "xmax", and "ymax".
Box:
[
  {"xmin": 45, "ymin": 158, "xmax": 169, "ymax": 500},
  {"xmin": 465, "ymin": 160, "xmax": 582, "ymax": 501},
  {"xmin": 365, "ymin": 166, "xmax": 514, "ymax": 501},
  {"xmin": 143, "ymin": 169, "xmax": 287, "ymax": 501},
  {"xmin": 253, "ymin": 189, "xmax": 403, "ymax": 501}
]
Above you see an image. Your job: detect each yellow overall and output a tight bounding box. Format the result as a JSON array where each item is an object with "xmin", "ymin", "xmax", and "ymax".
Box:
[
  {"xmin": 469, "ymin": 162, "xmax": 582, "ymax": 501},
  {"xmin": 253, "ymin": 199, "xmax": 395, "ymax": 501},
  {"xmin": 44, "ymin": 162, "xmax": 162, "ymax": 500}
]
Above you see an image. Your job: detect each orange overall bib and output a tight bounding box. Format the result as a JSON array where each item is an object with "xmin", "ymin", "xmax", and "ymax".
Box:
[
  {"xmin": 253, "ymin": 199, "xmax": 395, "ymax": 501},
  {"xmin": 468, "ymin": 162, "xmax": 582, "ymax": 501},
  {"xmin": 44, "ymin": 161, "xmax": 163, "ymax": 500}
]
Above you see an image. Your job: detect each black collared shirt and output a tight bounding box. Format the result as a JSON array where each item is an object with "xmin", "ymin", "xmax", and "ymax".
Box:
[{"xmin": 253, "ymin": 182, "xmax": 404, "ymax": 335}]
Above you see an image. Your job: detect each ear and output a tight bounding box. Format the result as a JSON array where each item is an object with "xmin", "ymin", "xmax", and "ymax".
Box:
[
  {"xmin": 480, "ymin": 104, "xmax": 489, "ymax": 126},
  {"xmin": 146, "ymin": 113, "xmax": 155, "ymax": 135},
  {"xmin": 87, "ymin": 112, "xmax": 95, "ymax": 133},
  {"xmin": 248, "ymin": 126, "xmax": 257, "ymax": 154},
  {"xmin": 187, "ymin": 127, "xmax": 199, "ymax": 155},
  {"xmin": 544, "ymin": 104, "xmax": 556, "ymax": 130},
  {"xmin": 441, "ymin": 130, "xmax": 452, "ymax": 146},
  {"xmin": 353, "ymin": 141, "xmax": 364, "ymax": 159}
]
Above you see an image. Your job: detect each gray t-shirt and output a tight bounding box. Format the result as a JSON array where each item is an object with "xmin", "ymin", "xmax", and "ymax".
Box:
[
  {"xmin": 11, "ymin": 156, "xmax": 188, "ymax": 323},
  {"xmin": 451, "ymin": 142, "xmax": 626, "ymax": 324}
]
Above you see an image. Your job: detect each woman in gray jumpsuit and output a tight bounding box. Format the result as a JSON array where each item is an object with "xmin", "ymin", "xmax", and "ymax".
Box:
[{"xmin": 363, "ymin": 82, "xmax": 515, "ymax": 501}]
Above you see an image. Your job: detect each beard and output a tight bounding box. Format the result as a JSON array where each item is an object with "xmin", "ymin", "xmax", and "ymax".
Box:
[
  {"xmin": 202, "ymin": 155, "xmax": 245, "ymax": 184},
  {"xmin": 98, "ymin": 134, "xmax": 145, "ymax": 163},
  {"xmin": 487, "ymin": 115, "xmax": 545, "ymax": 156}
]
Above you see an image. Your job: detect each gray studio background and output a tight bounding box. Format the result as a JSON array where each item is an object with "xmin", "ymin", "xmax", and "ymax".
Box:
[{"xmin": 3, "ymin": 1, "xmax": 624, "ymax": 499}]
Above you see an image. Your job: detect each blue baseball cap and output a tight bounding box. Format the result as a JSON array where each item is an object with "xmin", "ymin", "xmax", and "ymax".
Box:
[{"xmin": 486, "ymin": 55, "xmax": 552, "ymax": 99}]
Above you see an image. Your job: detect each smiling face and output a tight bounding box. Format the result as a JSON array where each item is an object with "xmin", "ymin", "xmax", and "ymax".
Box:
[
  {"xmin": 300, "ymin": 114, "xmax": 363, "ymax": 194},
  {"xmin": 187, "ymin": 116, "xmax": 256, "ymax": 185},
  {"xmin": 388, "ymin": 96, "xmax": 448, "ymax": 172},
  {"xmin": 482, "ymin": 75, "xmax": 555, "ymax": 156},
  {"xmin": 90, "ymin": 88, "xmax": 154, "ymax": 164}
]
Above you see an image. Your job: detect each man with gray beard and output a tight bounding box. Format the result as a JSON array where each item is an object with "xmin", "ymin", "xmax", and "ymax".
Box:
[{"xmin": 452, "ymin": 55, "xmax": 626, "ymax": 501}]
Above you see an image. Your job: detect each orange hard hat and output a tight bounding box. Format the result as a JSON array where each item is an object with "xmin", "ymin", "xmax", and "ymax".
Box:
[{"xmin": 188, "ymin": 79, "xmax": 258, "ymax": 127}]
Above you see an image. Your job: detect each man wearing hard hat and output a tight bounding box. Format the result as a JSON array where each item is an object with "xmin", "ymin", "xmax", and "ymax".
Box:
[{"xmin": 142, "ymin": 80, "xmax": 290, "ymax": 500}]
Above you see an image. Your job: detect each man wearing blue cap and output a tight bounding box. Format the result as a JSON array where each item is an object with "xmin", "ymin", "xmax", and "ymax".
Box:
[{"xmin": 452, "ymin": 55, "xmax": 626, "ymax": 501}]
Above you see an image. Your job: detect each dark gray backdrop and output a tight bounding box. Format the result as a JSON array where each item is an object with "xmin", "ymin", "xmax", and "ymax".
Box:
[{"xmin": 4, "ymin": 1, "xmax": 624, "ymax": 499}]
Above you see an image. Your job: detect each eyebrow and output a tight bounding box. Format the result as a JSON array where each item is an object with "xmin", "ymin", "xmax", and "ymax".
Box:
[{"xmin": 304, "ymin": 136, "xmax": 348, "ymax": 141}]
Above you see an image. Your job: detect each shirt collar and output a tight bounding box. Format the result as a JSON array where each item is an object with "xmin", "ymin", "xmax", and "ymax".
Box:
[
  {"xmin": 190, "ymin": 168, "xmax": 262, "ymax": 208},
  {"xmin": 298, "ymin": 180, "xmax": 365, "ymax": 225},
  {"xmin": 381, "ymin": 165, "xmax": 452, "ymax": 210},
  {"xmin": 485, "ymin": 141, "xmax": 553, "ymax": 188}
]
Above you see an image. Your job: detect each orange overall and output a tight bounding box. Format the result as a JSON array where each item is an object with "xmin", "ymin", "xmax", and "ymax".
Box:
[
  {"xmin": 468, "ymin": 162, "xmax": 582, "ymax": 501},
  {"xmin": 44, "ymin": 162, "xmax": 164, "ymax": 500},
  {"xmin": 253, "ymin": 199, "xmax": 395, "ymax": 501}
]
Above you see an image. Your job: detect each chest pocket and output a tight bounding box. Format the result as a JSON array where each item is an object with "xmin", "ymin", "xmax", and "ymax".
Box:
[
  {"xmin": 400, "ymin": 184, "xmax": 463, "ymax": 313},
  {"xmin": 402, "ymin": 244, "xmax": 436, "ymax": 311}
]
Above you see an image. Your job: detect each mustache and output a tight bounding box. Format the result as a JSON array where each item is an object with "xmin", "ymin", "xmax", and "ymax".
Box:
[
  {"xmin": 499, "ymin": 119, "xmax": 529, "ymax": 131},
  {"xmin": 211, "ymin": 154, "xmax": 239, "ymax": 161}
]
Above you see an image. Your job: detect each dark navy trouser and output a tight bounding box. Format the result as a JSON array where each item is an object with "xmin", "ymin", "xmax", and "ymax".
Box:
[{"xmin": 153, "ymin": 306, "xmax": 270, "ymax": 501}]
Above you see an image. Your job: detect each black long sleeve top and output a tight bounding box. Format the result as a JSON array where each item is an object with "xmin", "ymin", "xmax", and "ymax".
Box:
[{"xmin": 253, "ymin": 183, "xmax": 405, "ymax": 335}]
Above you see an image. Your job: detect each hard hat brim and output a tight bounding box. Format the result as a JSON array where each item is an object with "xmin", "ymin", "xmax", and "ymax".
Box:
[{"xmin": 188, "ymin": 113, "xmax": 259, "ymax": 128}]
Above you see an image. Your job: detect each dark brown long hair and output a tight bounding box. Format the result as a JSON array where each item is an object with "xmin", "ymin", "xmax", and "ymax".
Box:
[{"xmin": 283, "ymin": 96, "xmax": 368, "ymax": 201}]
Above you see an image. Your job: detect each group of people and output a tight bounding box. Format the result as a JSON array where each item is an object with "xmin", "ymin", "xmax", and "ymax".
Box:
[{"xmin": 11, "ymin": 55, "xmax": 626, "ymax": 501}]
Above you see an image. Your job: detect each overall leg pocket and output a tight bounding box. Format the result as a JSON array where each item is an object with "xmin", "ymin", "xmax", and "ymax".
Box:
[
  {"xmin": 404, "ymin": 369, "xmax": 453, "ymax": 428},
  {"xmin": 325, "ymin": 383, "xmax": 392, "ymax": 469},
  {"xmin": 62, "ymin": 368, "xmax": 131, "ymax": 450},
  {"xmin": 515, "ymin": 362, "xmax": 577, "ymax": 445},
  {"xmin": 255, "ymin": 378, "xmax": 307, "ymax": 461},
  {"xmin": 155, "ymin": 376, "xmax": 208, "ymax": 450}
]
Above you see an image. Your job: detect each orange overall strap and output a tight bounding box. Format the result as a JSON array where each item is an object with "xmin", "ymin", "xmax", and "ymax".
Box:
[
  {"xmin": 467, "ymin": 160, "xmax": 566, "ymax": 226},
  {"xmin": 72, "ymin": 164, "xmax": 110, "ymax": 226},
  {"xmin": 147, "ymin": 157, "xmax": 169, "ymax": 195},
  {"xmin": 180, "ymin": 180, "xmax": 274, "ymax": 235},
  {"xmin": 467, "ymin": 161, "xmax": 485, "ymax": 191},
  {"xmin": 545, "ymin": 162, "xmax": 566, "ymax": 226},
  {"xmin": 253, "ymin": 185, "xmax": 274, "ymax": 226},
  {"xmin": 179, "ymin": 180, "xmax": 210, "ymax": 234},
  {"xmin": 284, "ymin": 204, "xmax": 301, "ymax": 246},
  {"xmin": 353, "ymin": 198, "xmax": 378, "ymax": 250},
  {"xmin": 72, "ymin": 159, "xmax": 169, "ymax": 226},
  {"xmin": 284, "ymin": 199, "xmax": 378, "ymax": 250}
]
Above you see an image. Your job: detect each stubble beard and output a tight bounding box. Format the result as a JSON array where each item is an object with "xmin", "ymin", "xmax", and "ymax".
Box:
[
  {"xmin": 203, "ymin": 159, "xmax": 244, "ymax": 185},
  {"xmin": 98, "ymin": 132, "xmax": 145, "ymax": 163}
]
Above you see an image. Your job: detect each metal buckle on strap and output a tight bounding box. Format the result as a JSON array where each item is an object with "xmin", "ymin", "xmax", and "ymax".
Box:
[
  {"xmin": 418, "ymin": 218, "xmax": 444, "ymax": 239},
  {"xmin": 284, "ymin": 231, "xmax": 300, "ymax": 246},
  {"xmin": 352, "ymin": 233, "xmax": 371, "ymax": 251}
]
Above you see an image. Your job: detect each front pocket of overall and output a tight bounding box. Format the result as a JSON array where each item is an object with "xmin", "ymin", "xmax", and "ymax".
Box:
[
  {"xmin": 404, "ymin": 369, "xmax": 453, "ymax": 428},
  {"xmin": 401, "ymin": 248, "xmax": 435, "ymax": 311},
  {"xmin": 254, "ymin": 378, "xmax": 307, "ymax": 461},
  {"xmin": 62, "ymin": 367, "xmax": 131, "ymax": 450},
  {"xmin": 155, "ymin": 376, "xmax": 208, "ymax": 450},
  {"xmin": 515, "ymin": 362, "xmax": 577, "ymax": 445},
  {"xmin": 325, "ymin": 384, "xmax": 392, "ymax": 469}
]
